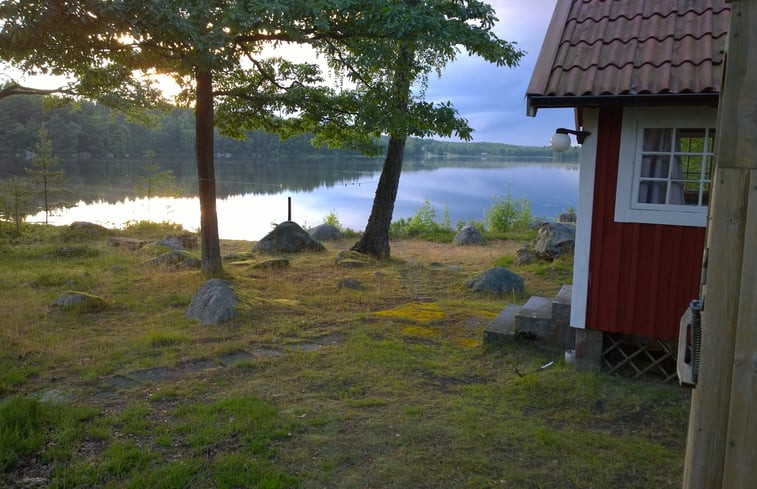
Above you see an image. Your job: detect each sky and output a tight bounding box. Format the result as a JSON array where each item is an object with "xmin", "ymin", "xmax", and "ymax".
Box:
[{"xmin": 424, "ymin": 0, "xmax": 574, "ymax": 146}]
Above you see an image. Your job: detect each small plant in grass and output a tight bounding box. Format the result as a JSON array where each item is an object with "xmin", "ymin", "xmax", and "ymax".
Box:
[
  {"xmin": 323, "ymin": 210, "xmax": 343, "ymax": 231},
  {"xmin": 0, "ymin": 176, "xmax": 34, "ymax": 235},
  {"xmin": 390, "ymin": 199, "xmax": 454, "ymax": 241},
  {"xmin": 485, "ymin": 189, "xmax": 533, "ymax": 233}
]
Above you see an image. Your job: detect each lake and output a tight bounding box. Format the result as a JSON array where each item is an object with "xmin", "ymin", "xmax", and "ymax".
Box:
[{"xmin": 26, "ymin": 158, "xmax": 579, "ymax": 241}]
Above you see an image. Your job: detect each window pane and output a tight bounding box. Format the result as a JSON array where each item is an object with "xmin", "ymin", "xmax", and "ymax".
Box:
[
  {"xmin": 642, "ymin": 128, "xmax": 672, "ymax": 152},
  {"xmin": 677, "ymin": 155, "xmax": 702, "ymax": 181},
  {"xmin": 678, "ymin": 129, "xmax": 706, "ymax": 153},
  {"xmin": 641, "ymin": 155, "xmax": 669, "ymax": 178},
  {"xmin": 638, "ymin": 180, "xmax": 668, "ymax": 204}
]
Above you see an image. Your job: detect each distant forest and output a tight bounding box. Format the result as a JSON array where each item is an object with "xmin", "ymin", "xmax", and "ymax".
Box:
[{"xmin": 0, "ymin": 95, "xmax": 578, "ymax": 171}]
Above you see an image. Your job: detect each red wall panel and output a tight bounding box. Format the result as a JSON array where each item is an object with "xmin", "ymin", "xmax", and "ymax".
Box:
[{"xmin": 586, "ymin": 107, "xmax": 706, "ymax": 340}]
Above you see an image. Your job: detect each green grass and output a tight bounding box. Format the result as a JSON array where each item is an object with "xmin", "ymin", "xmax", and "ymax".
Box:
[{"xmin": 0, "ymin": 223, "xmax": 691, "ymax": 488}]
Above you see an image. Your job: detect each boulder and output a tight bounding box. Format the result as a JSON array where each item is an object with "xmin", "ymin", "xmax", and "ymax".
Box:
[
  {"xmin": 63, "ymin": 221, "xmax": 110, "ymax": 240},
  {"xmin": 534, "ymin": 222, "xmax": 575, "ymax": 260},
  {"xmin": 141, "ymin": 250, "xmax": 201, "ymax": 270},
  {"xmin": 337, "ymin": 278, "xmax": 366, "ymax": 290},
  {"xmin": 253, "ymin": 221, "xmax": 326, "ymax": 254},
  {"xmin": 185, "ymin": 279, "xmax": 239, "ymax": 325},
  {"xmin": 453, "ymin": 225, "xmax": 485, "ymax": 246},
  {"xmin": 50, "ymin": 291, "xmax": 108, "ymax": 313},
  {"xmin": 514, "ymin": 245, "xmax": 538, "ymax": 265},
  {"xmin": 465, "ymin": 267, "xmax": 524, "ymax": 296},
  {"xmin": 156, "ymin": 236, "xmax": 185, "ymax": 250},
  {"xmin": 309, "ymin": 224, "xmax": 342, "ymax": 241}
]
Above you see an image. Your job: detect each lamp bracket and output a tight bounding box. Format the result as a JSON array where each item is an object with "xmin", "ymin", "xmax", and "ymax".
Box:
[{"xmin": 556, "ymin": 127, "xmax": 591, "ymax": 144}]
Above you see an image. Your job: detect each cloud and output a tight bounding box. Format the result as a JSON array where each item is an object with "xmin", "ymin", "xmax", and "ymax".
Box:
[{"xmin": 423, "ymin": 0, "xmax": 574, "ymax": 145}]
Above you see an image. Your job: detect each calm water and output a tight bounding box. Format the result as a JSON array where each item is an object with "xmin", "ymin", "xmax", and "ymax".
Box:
[{"xmin": 28, "ymin": 159, "xmax": 579, "ymax": 241}]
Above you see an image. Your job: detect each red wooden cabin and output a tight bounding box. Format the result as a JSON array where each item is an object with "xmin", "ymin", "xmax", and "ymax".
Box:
[{"xmin": 526, "ymin": 0, "xmax": 731, "ymax": 375}]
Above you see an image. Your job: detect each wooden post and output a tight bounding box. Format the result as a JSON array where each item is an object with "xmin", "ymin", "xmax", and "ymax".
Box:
[{"xmin": 682, "ymin": 1, "xmax": 757, "ymax": 487}]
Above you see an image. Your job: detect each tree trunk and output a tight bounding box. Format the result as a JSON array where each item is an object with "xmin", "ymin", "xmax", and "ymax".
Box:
[
  {"xmin": 195, "ymin": 68, "xmax": 223, "ymax": 275},
  {"xmin": 351, "ymin": 135, "xmax": 406, "ymax": 259}
]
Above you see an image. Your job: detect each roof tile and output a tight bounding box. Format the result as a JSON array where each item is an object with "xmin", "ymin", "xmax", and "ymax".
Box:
[{"xmin": 527, "ymin": 0, "xmax": 730, "ymax": 108}]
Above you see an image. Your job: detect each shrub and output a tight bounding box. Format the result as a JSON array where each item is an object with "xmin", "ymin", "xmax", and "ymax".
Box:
[
  {"xmin": 485, "ymin": 191, "xmax": 532, "ymax": 233},
  {"xmin": 323, "ymin": 210, "xmax": 343, "ymax": 231},
  {"xmin": 390, "ymin": 199, "xmax": 454, "ymax": 241}
]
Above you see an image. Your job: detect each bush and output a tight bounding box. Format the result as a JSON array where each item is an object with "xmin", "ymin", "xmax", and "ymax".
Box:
[
  {"xmin": 485, "ymin": 191, "xmax": 532, "ymax": 233},
  {"xmin": 390, "ymin": 200, "xmax": 453, "ymax": 241},
  {"xmin": 323, "ymin": 210, "xmax": 343, "ymax": 231}
]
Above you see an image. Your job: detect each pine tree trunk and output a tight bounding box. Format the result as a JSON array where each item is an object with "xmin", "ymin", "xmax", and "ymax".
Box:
[
  {"xmin": 351, "ymin": 135, "xmax": 406, "ymax": 259},
  {"xmin": 195, "ymin": 68, "xmax": 223, "ymax": 275}
]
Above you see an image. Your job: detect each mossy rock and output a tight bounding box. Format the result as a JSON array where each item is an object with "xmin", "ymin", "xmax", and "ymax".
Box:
[
  {"xmin": 335, "ymin": 250, "xmax": 372, "ymax": 267},
  {"xmin": 50, "ymin": 291, "xmax": 108, "ymax": 313}
]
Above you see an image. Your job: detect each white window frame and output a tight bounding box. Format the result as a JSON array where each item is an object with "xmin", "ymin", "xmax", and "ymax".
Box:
[{"xmin": 614, "ymin": 107, "xmax": 717, "ymax": 227}]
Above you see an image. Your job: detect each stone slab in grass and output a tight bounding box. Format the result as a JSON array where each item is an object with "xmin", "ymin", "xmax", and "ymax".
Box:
[
  {"xmin": 50, "ymin": 291, "xmax": 108, "ymax": 313},
  {"xmin": 141, "ymin": 250, "xmax": 201, "ymax": 270}
]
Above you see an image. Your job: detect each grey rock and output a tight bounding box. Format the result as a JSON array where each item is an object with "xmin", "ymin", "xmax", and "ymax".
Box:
[
  {"xmin": 514, "ymin": 245, "xmax": 538, "ymax": 265},
  {"xmin": 141, "ymin": 250, "xmax": 201, "ymax": 270},
  {"xmin": 309, "ymin": 224, "xmax": 342, "ymax": 241},
  {"xmin": 465, "ymin": 267, "xmax": 524, "ymax": 296},
  {"xmin": 50, "ymin": 291, "xmax": 108, "ymax": 312},
  {"xmin": 453, "ymin": 225, "xmax": 485, "ymax": 246},
  {"xmin": 253, "ymin": 221, "xmax": 326, "ymax": 254},
  {"xmin": 252, "ymin": 258, "xmax": 290, "ymax": 270},
  {"xmin": 337, "ymin": 278, "xmax": 366, "ymax": 290},
  {"xmin": 557, "ymin": 212, "xmax": 576, "ymax": 223},
  {"xmin": 185, "ymin": 279, "xmax": 239, "ymax": 325},
  {"xmin": 534, "ymin": 222, "xmax": 576, "ymax": 260},
  {"xmin": 156, "ymin": 236, "xmax": 184, "ymax": 250}
]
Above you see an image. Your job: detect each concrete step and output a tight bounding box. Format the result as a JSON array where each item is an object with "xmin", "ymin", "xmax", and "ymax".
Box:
[
  {"xmin": 552, "ymin": 284, "xmax": 574, "ymax": 348},
  {"xmin": 515, "ymin": 296, "xmax": 554, "ymax": 338},
  {"xmin": 483, "ymin": 304, "xmax": 522, "ymax": 346},
  {"xmin": 552, "ymin": 284, "xmax": 572, "ymax": 324}
]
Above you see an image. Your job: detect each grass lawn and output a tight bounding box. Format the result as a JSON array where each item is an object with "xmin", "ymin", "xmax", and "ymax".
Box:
[{"xmin": 0, "ymin": 223, "xmax": 690, "ymax": 488}]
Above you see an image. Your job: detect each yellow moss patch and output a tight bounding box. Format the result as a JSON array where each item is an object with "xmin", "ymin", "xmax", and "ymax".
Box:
[
  {"xmin": 453, "ymin": 337, "xmax": 481, "ymax": 349},
  {"xmin": 402, "ymin": 325, "xmax": 439, "ymax": 339},
  {"xmin": 375, "ymin": 302, "xmax": 446, "ymax": 323}
]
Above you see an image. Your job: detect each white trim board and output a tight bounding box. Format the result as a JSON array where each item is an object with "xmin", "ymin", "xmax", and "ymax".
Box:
[{"xmin": 570, "ymin": 108, "xmax": 599, "ymax": 329}]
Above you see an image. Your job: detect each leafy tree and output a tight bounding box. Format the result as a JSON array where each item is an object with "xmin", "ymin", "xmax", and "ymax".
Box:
[
  {"xmin": 2, "ymin": 1, "xmax": 432, "ymax": 274},
  {"xmin": 311, "ymin": 0, "xmax": 524, "ymax": 258},
  {"xmin": 25, "ymin": 124, "xmax": 67, "ymax": 224}
]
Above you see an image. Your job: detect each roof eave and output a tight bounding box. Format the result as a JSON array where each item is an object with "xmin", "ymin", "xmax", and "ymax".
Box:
[{"xmin": 527, "ymin": 93, "xmax": 720, "ymax": 116}]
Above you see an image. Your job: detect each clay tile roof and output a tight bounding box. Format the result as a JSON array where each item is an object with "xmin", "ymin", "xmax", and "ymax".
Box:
[{"xmin": 526, "ymin": 0, "xmax": 731, "ymax": 115}]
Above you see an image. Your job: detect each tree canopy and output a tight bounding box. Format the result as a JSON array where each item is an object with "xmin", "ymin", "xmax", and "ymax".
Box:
[{"xmin": 1, "ymin": 0, "xmax": 530, "ymax": 265}]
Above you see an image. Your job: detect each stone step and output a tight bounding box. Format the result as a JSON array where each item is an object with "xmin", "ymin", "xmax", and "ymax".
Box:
[
  {"xmin": 552, "ymin": 284, "xmax": 575, "ymax": 348},
  {"xmin": 483, "ymin": 304, "xmax": 522, "ymax": 346},
  {"xmin": 515, "ymin": 296, "xmax": 554, "ymax": 338},
  {"xmin": 552, "ymin": 284, "xmax": 572, "ymax": 324}
]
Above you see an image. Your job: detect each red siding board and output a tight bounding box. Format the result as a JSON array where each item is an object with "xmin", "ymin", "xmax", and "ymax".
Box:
[{"xmin": 586, "ymin": 107, "xmax": 706, "ymax": 340}]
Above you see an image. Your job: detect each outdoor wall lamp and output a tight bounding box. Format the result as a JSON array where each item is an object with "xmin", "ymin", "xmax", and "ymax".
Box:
[{"xmin": 550, "ymin": 128, "xmax": 591, "ymax": 152}]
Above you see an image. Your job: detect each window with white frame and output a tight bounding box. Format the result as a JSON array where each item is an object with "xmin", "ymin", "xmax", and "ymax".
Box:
[{"xmin": 615, "ymin": 107, "xmax": 717, "ymax": 227}]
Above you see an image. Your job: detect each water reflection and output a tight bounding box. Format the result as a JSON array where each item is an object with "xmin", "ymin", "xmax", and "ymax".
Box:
[{"xmin": 28, "ymin": 158, "xmax": 579, "ymax": 241}]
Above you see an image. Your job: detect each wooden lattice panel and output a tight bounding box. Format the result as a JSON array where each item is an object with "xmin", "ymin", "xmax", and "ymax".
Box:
[{"xmin": 601, "ymin": 333, "xmax": 678, "ymax": 383}]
